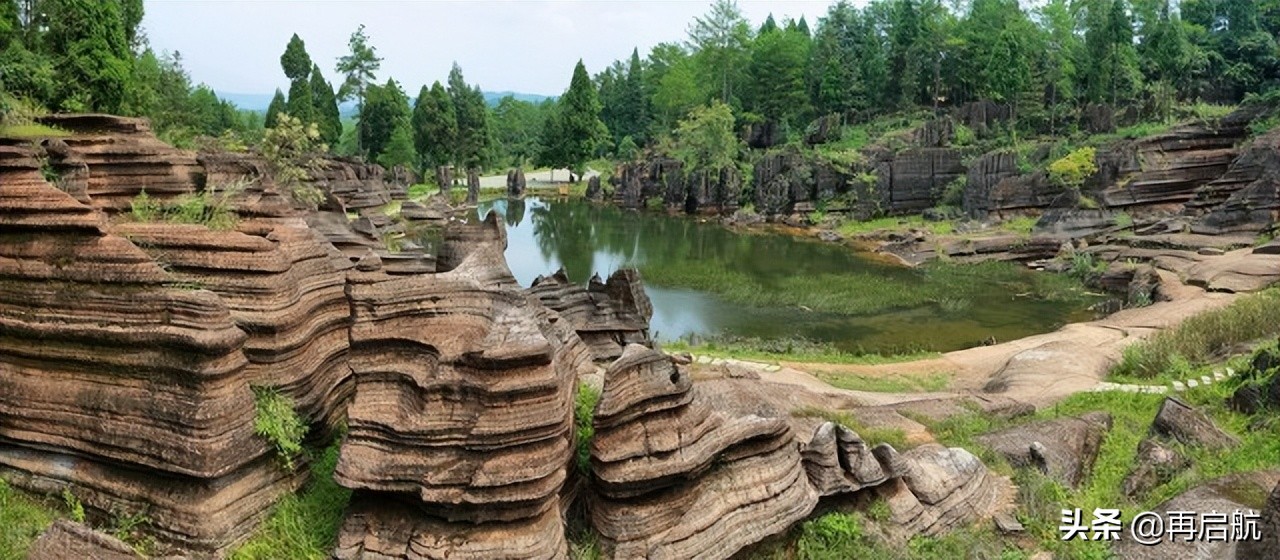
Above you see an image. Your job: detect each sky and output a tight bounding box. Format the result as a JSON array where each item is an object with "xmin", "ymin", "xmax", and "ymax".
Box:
[{"xmin": 142, "ymin": 1, "xmax": 842, "ymax": 98}]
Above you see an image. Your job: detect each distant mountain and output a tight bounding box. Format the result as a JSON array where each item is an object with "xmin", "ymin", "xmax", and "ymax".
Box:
[
  {"xmin": 217, "ymin": 90, "xmax": 553, "ymax": 115},
  {"xmin": 483, "ymin": 91, "xmax": 555, "ymax": 107}
]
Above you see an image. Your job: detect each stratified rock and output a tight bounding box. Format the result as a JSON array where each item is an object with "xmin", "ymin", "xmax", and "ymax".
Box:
[
  {"xmin": 1098, "ymin": 262, "xmax": 1162, "ymax": 305},
  {"xmin": 334, "ymin": 213, "xmax": 591, "ymax": 560},
  {"xmin": 744, "ymin": 119, "xmax": 784, "ymax": 149},
  {"xmin": 1094, "ymin": 114, "xmax": 1251, "ymax": 208},
  {"xmin": 527, "ymin": 268, "xmax": 652, "ymax": 362},
  {"xmin": 873, "ymin": 444, "xmax": 1016, "ymax": 538},
  {"xmin": 0, "ymin": 143, "xmax": 307, "ymax": 555},
  {"xmin": 26, "ymin": 520, "xmax": 144, "ymax": 560},
  {"xmin": 801, "ymin": 422, "xmax": 891, "ymax": 495},
  {"xmin": 1114, "ymin": 471, "xmax": 1277, "ymax": 560},
  {"xmin": 1189, "ymin": 120, "xmax": 1280, "ymax": 234},
  {"xmin": 1183, "ymin": 249, "xmax": 1280, "ymax": 292},
  {"xmin": 507, "ymin": 168, "xmax": 527, "ymax": 198},
  {"xmin": 974, "ymin": 412, "xmax": 1111, "ymax": 487},
  {"xmin": 466, "ymin": 168, "xmax": 479, "ymax": 205},
  {"xmin": 585, "ymin": 175, "xmax": 603, "ymax": 200},
  {"xmin": 953, "ymin": 100, "xmax": 1011, "ymax": 135},
  {"xmin": 1237, "ymin": 480, "xmax": 1280, "ymax": 560},
  {"xmin": 1121, "ymin": 438, "xmax": 1189, "ymax": 498},
  {"xmin": 435, "ymin": 166, "xmax": 452, "ymax": 194},
  {"xmin": 1150, "ymin": 397, "xmax": 1240, "ymax": 450},
  {"xmin": 589, "ymin": 345, "xmax": 818, "ymax": 559}
]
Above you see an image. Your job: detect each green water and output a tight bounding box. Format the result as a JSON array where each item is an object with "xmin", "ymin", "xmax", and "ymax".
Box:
[{"xmin": 472, "ymin": 197, "xmax": 1098, "ymax": 354}]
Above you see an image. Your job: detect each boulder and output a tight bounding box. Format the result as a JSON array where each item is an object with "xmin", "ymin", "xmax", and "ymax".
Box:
[
  {"xmin": 1150, "ymin": 397, "xmax": 1240, "ymax": 450},
  {"xmin": 1113, "ymin": 471, "xmax": 1277, "ymax": 560},
  {"xmin": 1228, "ymin": 344, "xmax": 1280, "ymax": 414},
  {"xmin": 873, "ymin": 444, "xmax": 1016, "ymax": 538},
  {"xmin": 801, "ymin": 422, "xmax": 891, "ymax": 495},
  {"xmin": 804, "ymin": 113, "xmax": 842, "ymax": 145},
  {"xmin": 1236, "ymin": 480, "xmax": 1280, "ymax": 560},
  {"xmin": 26, "ymin": 520, "xmax": 146, "ymax": 560},
  {"xmin": 585, "ymin": 175, "xmax": 603, "ymax": 200},
  {"xmin": 974, "ymin": 412, "xmax": 1111, "ymax": 487},
  {"xmin": 1121, "ymin": 438, "xmax": 1190, "ymax": 498},
  {"xmin": 507, "ymin": 168, "xmax": 527, "ymax": 198}
]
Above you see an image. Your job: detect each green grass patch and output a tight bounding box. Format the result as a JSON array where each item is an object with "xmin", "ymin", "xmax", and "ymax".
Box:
[
  {"xmin": 791, "ymin": 406, "xmax": 910, "ymax": 450},
  {"xmin": 836, "ymin": 214, "xmax": 954, "ymax": 237},
  {"xmin": 129, "ymin": 187, "xmax": 240, "ymax": 230},
  {"xmin": 662, "ymin": 336, "xmax": 940, "ymax": 365},
  {"xmin": 252, "ymin": 387, "xmax": 307, "ymax": 471},
  {"xmin": 1112, "ymin": 288, "xmax": 1280, "ymax": 380},
  {"xmin": 815, "ymin": 370, "xmax": 952, "ymax": 393},
  {"xmin": 997, "ymin": 216, "xmax": 1038, "ymax": 236},
  {"xmin": 0, "ymin": 478, "xmax": 60, "ymax": 560},
  {"xmin": 0, "ymin": 123, "xmax": 72, "ymax": 139},
  {"xmin": 230, "ymin": 442, "xmax": 352, "ymax": 560},
  {"xmin": 750, "ymin": 509, "xmax": 1027, "ymax": 559},
  {"xmin": 574, "ymin": 383, "xmax": 601, "ymax": 476}
]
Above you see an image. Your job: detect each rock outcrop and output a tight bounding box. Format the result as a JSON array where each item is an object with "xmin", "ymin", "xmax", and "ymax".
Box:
[
  {"xmin": 1189, "ymin": 126, "xmax": 1280, "ymax": 234},
  {"xmin": 1237, "ymin": 480, "xmax": 1280, "ymax": 560},
  {"xmin": 974, "ymin": 412, "xmax": 1111, "ymax": 487},
  {"xmin": 507, "ymin": 168, "xmax": 526, "ymax": 198},
  {"xmin": 527, "ymin": 268, "xmax": 653, "ymax": 362},
  {"xmin": 0, "ymin": 123, "xmax": 315, "ymax": 555},
  {"xmin": 1092, "ymin": 114, "xmax": 1252, "ymax": 208},
  {"xmin": 1113, "ymin": 471, "xmax": 1277, "ymax": 560},
  {"xmin": 612, "ymin": 157, "xmax": 741, "ymax": 215},
  {"xmin": 589, "ymin": 345, "xmax": 818, "ymax": 559},
  {"xmin": 333, "ymin": 213, "xmax": 592, "ymax": 560},
  {"xmin": 26, "ymin": 520, "xmax": 147, "ymax": 560}
]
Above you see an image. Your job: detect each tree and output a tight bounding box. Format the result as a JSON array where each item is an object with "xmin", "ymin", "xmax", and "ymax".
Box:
[
  {"xmin": 378, "ymin": 119, "xmax": 416, "ymax": 170},
  {"xmin": 42, "ymin": 0, "xmax": 134, "ymax": 112},
  {"xmin": 410, "ymin": 81, "xmax": 457, "ymax": 173},
  {"xmin": 538, "ymin": 60, "xmax": 608, "ymax": 180},
  {"xmin": 1039, "ymin": 0, "xmax": 1083, "ymax": 135},
  {"xmin": 745, "ymin": 21, "xmax": 811, "ymax": 126},
  {"xmin": 286, "ymin": 76, "xmax": 314, "ymax": 126},
  {"xmin": 280, "ymin": 33, "xmax": 311, "ymax": 82},
  {"xmin": 336, "ymin": 24, "xmax": 382, "ymax": 154},
  {"xmin": 309, "ymin": 64, "xmax": 341, "ymax": 146},
  {"xmin": 489, "ymin": 95, "xmax": 547, "ymax": 168},
  {"xmin": 666, "ymin": 100, "xmax": 739, "ymax": 175},
  {"xmin": 1082, "ymin": 0, "xmax": 1142, "ymax": 105},
  {"xmin": 447, "ymin": 62, "xmax": 490, "ymax": 170},
  {"xmin": 265, "ymin": 88, "xmax": 286, "ymax": 129},
  {"xmin": 687, "ymin": 0, "xmax": 752, "ymax": 103},
  {"xmin": 278, "ymin": 34, "xmax": 315, "ymax": 125},
  {"xmin": 359, "ymin": 78, "xmax": 409, "ymax": 161}
]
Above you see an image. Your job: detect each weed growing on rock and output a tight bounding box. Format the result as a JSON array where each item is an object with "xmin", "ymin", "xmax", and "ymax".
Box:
[
  {"xmin": 60, "ymin": 488, "xmax": 84, "ymax": 523},
  {"xmin": 574, "ymin": 383, "xmax": 601, "ymax": 476},
  {"xmin": 252, "ymin": 387, "xmax": 308, "ymax": 470}
]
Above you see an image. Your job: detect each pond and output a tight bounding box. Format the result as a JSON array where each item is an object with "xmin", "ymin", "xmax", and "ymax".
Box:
[{"xmin": 470, "ymin": 196, "xmax": 1098, "ymax": 354}]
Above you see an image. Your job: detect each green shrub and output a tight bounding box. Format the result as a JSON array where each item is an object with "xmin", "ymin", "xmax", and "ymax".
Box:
[
  {"xmin": 1066, "ymin": 252, "xmax": 1105, "ymax": 283},
  {"xmin": 796, "ymin": 512, "xmax": 866, "ymax": 559},
  {"xmin": 61, "ymin": 488, "xmax": 84, "ymax": 523},
  {"xmin": 952, "ymin": 122, "xmax": 976, "ymax": 146},
  {"xmin": 1047, "ymin": 147, "xmax": 1098, "ymax": 190},
  {"xmin": 574, "ymin": 384, "xmax": 601, "ymax": 476},
  {"xmin": 128, "ymin": 178, "xmax": 248, "ymax": 230},
  {"xmin": 1113, "ymin": 288, "xmax": 1280, "ymax": 379},
  {"xmin": 252, "ymin": 387, "xmax": 308, "ymax": 470}
]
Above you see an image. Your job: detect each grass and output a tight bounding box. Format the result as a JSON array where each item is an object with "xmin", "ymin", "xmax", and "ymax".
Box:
[
  {"xmin": 129, "ymin": 185, "xmax": 242, "ymax": 231},
  {"xmin": 662, "ymin": 336, "xmax": 940, "ymax": 365},
  {"xmin": 791, "ymin": 406, "xmax": 910, "ymax": 450},
  {"xmin": 815, "ymin": 370, "xmax": 952, "ymax": 393},
  {"xmin": 0, "ymin": 123, "xmax": 71, "ymax": 139},
  {"xmin": 750, "ymin": 509, "xmax": 1028, "ymax": 560},
  {"xmin": 836, "ymin": 214, "xmax": 954, "ymax": 237},
  {"xmin": 997, "ymin": 216, "xmax": 1038, "ymax": 236},
  {"xmin": 1112, "ymin": 288, "xmax": 1280, "ymax": 380},
  {"xmin": 230, "ymin": 442, "xmax": 352, "ymax": 560},
  {"xmin": 0, "ymin": 478, "xmax": 60, "ymax": 560},
  {"xmin": 252, "ymin": 387, "xmax": 307, "ymax": 471},
  {"xmin": 574, "ymin": 383, "xmax": 601, "ymax": 476}
]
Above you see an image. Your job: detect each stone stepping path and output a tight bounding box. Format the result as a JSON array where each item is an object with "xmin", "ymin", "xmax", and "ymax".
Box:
[{"xmin": 1088, "ymin": 368, "xmax": 1236, "ymax": 395}]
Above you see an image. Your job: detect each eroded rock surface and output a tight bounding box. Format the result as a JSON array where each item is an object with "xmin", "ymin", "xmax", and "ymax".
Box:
[
  {"xmin": 527, "ymin": 268, "xmax": 653, "ymax": 361},
  {"xmin": 974, "ymin": 412, "xmax": 1111, "ymax": 487},
  {"xmin": 333, "ymin": 214, "xmax": 591, "ymax": 559},
  {"xmin": 589, "ymin": 345, "xmax": 818, "ymax": 559}
]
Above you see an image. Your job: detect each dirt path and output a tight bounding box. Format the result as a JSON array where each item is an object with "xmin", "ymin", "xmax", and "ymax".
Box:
[{"xmin": 477, "ymin": 168, "xmax": 599, "ymax": 189}]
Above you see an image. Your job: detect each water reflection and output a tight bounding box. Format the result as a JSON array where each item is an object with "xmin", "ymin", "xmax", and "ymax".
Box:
[{"xmin": 474, "ymin": 197, "xmax": 1095, "ymax": 353}]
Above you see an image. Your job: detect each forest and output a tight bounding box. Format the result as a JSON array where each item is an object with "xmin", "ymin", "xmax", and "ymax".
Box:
[{"xmin": 2, "ymin": 0, "xmax": 1279, "ymax": 187}]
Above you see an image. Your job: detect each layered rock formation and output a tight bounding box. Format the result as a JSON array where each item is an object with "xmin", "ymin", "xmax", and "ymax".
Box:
[
  {"xmin": 1188, "ymin": 126, "xmax": 1280, "ymax": 234},
  {"xmin": 527, "ymin": 268, "xmax": 653, "ymax": 362},
  {"xmin": 0, "ymin": 127, "xmax": 310, "ymax": 555},
  {"xmin": 333, "ymin": 213, "xmax": 592, "ymax": 559},
  {"xmin": 589, "ymin": 345, "xmax": 818, "ymax": 559},
  {"xmin": 612, "ymin": 157, "xmax": 741, "ymax": 214}
]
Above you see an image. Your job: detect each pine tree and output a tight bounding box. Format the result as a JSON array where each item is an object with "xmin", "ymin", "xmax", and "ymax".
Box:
[
  {"xmin": 378, "ymin": 119, "xmax": 416, "ymax": 170},
  {"xmin": 286, "ymin": 76, "xmax": 314, "ymax": 127},
  {"xmin": 411, "ymin": 81, "xmax": 457, "ymax": 173},
  {"xmin": 539, "ymin": 60, "xmax": 608, "ymax": 179},
  {"xmin": 447, "ymin": 63, "xmax": 490, "ymax": 170},
  {"xmin": 359, "ymin": 78, "xmax": 409, "ymax": 161},
  {"xmin": 746, "ymin": 23, "xmax": 811, "ymax": 125},
  {"xmin": 42, "ymin": 0, "xmax": 134, "ymax": 112},
  {"xmin": 279, "ymin": 33, "xmax": 315, "ymax": 125},
  {"xmin": 309, "ymin": 64, "xmax": 341, "ymax": 147},
  {"xmin": 265, "ymin": 89, "xmax": 286, "ymax": 129}
]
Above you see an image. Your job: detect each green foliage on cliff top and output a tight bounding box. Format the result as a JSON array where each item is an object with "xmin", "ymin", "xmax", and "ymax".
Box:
[
  {"xmin": 230, "ymin": 441, "xmax": 351, "ymax": 560},
  {"xmin": 0, "ymin": 478, "xmax": 59, "ymax": 560}
]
